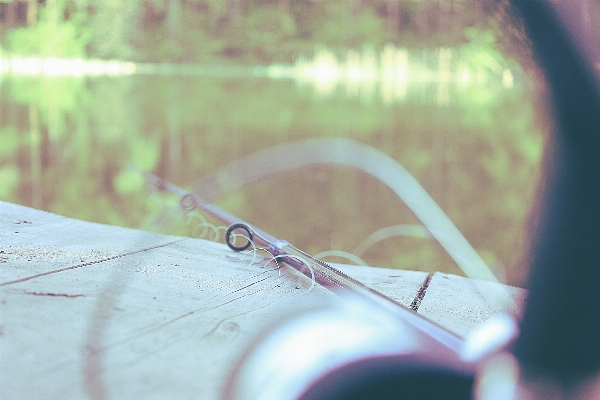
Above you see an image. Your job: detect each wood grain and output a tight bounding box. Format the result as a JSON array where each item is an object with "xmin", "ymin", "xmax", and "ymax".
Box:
[{"xmin": 0, "ymin": 201, "xmax": 525, "ymax": 399}]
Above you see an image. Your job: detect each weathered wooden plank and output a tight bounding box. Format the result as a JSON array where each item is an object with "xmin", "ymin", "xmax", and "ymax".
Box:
[
  {"xmin": 417, "ymin": 272, "xmax": 526, "ymax": 338},
  {"xmin": 1, "ymin": 210, "xmax": 324, "ymax": 398},
  {"xmin": 1, "ymin": 201, "xmax": 446, "ymax": 399},
  {"xmin": 334, "ymin": 263, "xmax": 430, "ymax": 307}
]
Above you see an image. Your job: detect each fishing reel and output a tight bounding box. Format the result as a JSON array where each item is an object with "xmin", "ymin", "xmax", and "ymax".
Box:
[{"xmin": 223, "ymin": 296, "xmax": 517, "ymax": 400}]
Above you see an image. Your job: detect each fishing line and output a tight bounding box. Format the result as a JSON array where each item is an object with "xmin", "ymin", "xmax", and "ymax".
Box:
[
  {"xmin": 354, "ymin": 224, "xmax": 436, "ymax": 257},
  {"xmin": 184, "ymin": 210, "xmax": 224, "ymax": 242},
  {"xmin": 187, "ymin": 138, "xmax": 499, "ymax": 284},
  {"xmin": 274, "ymin": 254, "xmax": 316, "ymax": 292},
  {"xmin": 170, "ymin": 197, "xmax": 317, "ymax": 290},
  {"xmin": 313, "ymin": 250, "xmax": 368, "ymax": 266},
  {"xmin": 225, "ymin": 222, "xmax": 316, "ymax": 290}
]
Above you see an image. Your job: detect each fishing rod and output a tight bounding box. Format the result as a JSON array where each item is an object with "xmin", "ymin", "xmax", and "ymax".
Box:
[{"xmin": 143, "ymin": 171, "xmax": 468, "ymax": 356}]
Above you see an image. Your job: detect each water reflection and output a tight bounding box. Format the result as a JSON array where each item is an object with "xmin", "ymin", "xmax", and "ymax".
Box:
[
  {"xmin": 0, "ymin": 57, "xmax": 136, "ymax": 76},
  {"xmin": 272, "ymin": 44, "xmax": 514, "ymax": 105},
  {"xmin": 1, "ymin": 40, "xmax": 515, "ymax": 105},
  {"xmin": 0, "ymin": 48, "xmax": 544, "ymax": 287}
]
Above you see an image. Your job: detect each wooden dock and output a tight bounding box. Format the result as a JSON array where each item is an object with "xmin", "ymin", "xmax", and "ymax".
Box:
[{"xmin": 0, "ymin": 201, "xmax": 525, "ymax": 399}]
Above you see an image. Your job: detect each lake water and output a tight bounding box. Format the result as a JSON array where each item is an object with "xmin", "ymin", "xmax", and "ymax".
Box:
[{"xmin": 0, "ymin": 51, "xmax": 547, "ymax": 287}]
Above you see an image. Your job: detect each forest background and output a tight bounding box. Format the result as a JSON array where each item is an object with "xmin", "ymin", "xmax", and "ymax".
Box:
[{"xmin": 0, "ymin": 0, "xmax": 526, "ymax": 64}]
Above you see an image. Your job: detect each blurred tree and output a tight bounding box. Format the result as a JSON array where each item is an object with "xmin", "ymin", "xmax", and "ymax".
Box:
[{"xmin": 86, "ymin": 0, "xmax": 141, "ymax": 59}]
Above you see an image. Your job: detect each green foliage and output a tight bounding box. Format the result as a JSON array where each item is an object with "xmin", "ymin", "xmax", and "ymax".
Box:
[
  {"xmin": 237, "ymin": 7, "xmax": 298, "ymax": 63},
  {"xmin": 458, "ymin": 28, "xmax": 514, "ymax": 74},
  {"xmin": 0, "ymin": 164, "xmax": 19, "ymax": 199},
  {"xmin": 7, "ymin": 17, "xmax": 90, "ymax": 57},
  {"xmin": 4, "ymin": 75, "xmax": 89, "ymax": 145},
  {"xmin": 85, "ymin": 0, "xmax": 140, "ymax": 59},
  {"xmin": 0, "ymin": 0, "xmax": 525, "ymax": 64},
  {"xmin": 114, "ymin": 169, "xmax": 145, "ymax": 194},
  {"xmin": 129, "ymin": 135, "xmax": 161, "ymax": 171},
  {"xmin": 0, "ymin": 127, "xmax": 20, "ymax": 159}
]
